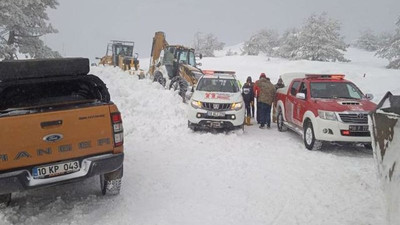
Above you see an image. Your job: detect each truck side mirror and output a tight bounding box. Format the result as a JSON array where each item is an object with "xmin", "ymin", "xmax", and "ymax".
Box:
[
  {"xmin": 365, "ymin": 93, "xmax": 374, "ymax": 100},
  {"xmin": 296, "ymin": 92, "xmax": 306, "ymax": 100}
]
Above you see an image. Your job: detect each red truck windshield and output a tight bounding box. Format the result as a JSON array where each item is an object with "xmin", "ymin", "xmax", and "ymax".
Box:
[{"xmin": 310, "ymin": 82, "xmax": 363, "ymax": 99}]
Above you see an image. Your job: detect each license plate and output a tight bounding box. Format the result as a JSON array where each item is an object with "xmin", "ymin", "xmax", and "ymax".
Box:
[
  {"xmin": 207, "ymin": 111, "xmax": 225, "ymax": 117},
  {"xmin": 349, "ymin": 125, "xmax": 369, "ymax": 132},
  {"xmin": 210, "ymin": 122, "xmax": 222, "ymax": 128},
  {"xmin": 32, "ymin": 161, "xmax": 80, "ymax": 179}
]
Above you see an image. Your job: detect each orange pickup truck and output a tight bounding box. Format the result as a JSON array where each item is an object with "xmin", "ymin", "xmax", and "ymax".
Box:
[{"xmin": 0, "ymin": 58, "xmax": 124, "ymax": 207}]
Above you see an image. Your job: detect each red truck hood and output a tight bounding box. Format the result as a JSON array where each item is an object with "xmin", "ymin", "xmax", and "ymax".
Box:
[{"xmin": 312, "ymin": 98, "xmax": 377, "ymax": 112}]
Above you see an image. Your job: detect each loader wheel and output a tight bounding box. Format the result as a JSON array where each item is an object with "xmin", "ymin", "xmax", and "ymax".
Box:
[
  {"xmin": 304, "ymin": 120, "xmax": 322, "ymax": 151},
  {"xmin": 100, "ymin": 166, "xmax": 123, "ymax": 195},
  {"xmin": 154, "ymin": 72, "xmax": 166, "ymax": 87},
  {"xmin": 170, "ymin": 76, "xmax": 188, "ymax": 100},
  {"xmin": 0, "ymin": 193, "xmax": 11, "ymax": 208}
]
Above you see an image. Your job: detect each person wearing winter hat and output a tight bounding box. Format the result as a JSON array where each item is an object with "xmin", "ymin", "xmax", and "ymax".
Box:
[
  {"xmin": 272, "ymin": 77, "xmax": 285, "ymax": 123},
  {"xmin": 256, "ymin": 73, "xmax": 276, "ymax": 128},
  {"xmin": 242, "ymin": 76, "xmax": 254, "ymax": 125},
  {"xmin": 253, "ymin": 73, "xmax": 265, "ymax": 123}
]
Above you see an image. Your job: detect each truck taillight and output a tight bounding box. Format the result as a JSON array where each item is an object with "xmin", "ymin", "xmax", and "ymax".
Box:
[
  {"xmin": 112, "ymin": 113, "xmax": 122, "ymax": 123},
  {"xmin": 111, "ymin": 112, "xmax": 123, "ymax": 147}
]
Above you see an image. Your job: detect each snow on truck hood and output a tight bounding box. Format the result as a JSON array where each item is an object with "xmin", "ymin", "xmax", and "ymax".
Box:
[
  {"xmin": 313, "ymin": 98, "xmax": 377, "ymax": 112},
  {"xmin": 192, "ymin": 91, "xmax": 242, "ymax": 103}
]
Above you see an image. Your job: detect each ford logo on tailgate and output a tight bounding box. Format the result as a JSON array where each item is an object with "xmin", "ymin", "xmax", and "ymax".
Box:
[{"xmin": 43, "ymin": 134, "xmax": 64, "ymax": 142}]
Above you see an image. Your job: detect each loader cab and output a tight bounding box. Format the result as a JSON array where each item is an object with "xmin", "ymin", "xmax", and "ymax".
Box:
[
  {"xmin": 113, "ymin": 44, "xmax": 133, "ymax": 57},
  {"xmin": 111, "ymin": 44, "xmax": 134, "ymax": 66},
  {"xmin": 166, "ymin": 46, "xmax": 197, "ymax": 68}
]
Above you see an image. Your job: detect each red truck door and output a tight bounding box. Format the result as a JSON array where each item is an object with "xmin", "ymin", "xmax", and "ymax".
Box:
[
  {"xmin": 293, "ymin": 81, "xmax": 308, "ymax": 127},
  {"xmin": 285, "ymin": 81, "xmax": 301, "ymax": 124}
]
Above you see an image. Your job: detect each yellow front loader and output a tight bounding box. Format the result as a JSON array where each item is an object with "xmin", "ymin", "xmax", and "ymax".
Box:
[
  {"xmin": 148, "ymin": 31, "xmax": 204, "ymax": 101},
  {"xmin": 98, "ymin": 40, "xmax": 144, "ymax": 78}
]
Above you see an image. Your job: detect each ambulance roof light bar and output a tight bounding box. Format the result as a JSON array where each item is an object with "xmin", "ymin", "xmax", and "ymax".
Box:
[{"xmin": 202, "ymin": 70, "xmax": 236, "ymax": 76}]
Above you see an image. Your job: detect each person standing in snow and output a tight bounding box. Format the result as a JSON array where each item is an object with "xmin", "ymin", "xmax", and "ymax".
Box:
[
  {"xmin": 247, "ymin": 77, "xmax": 255, "ymax": 118},
  {"xmin": 253, "ymin": 73, "xmax": 264, "ymax": 123},
  {"xmin": 256, "ymin": 74, "xmax": 276, "ymax": 128},
  {"xmin": 242, "ymin": 76, "xmax": 254, "ymax": 126},
  {"xmin": 272, "ymin": 77, "xmax": 284, "ymax": 123},
  {"xmin": 163, "ymin": 48, "xmax": 175, "ymax": 78}
]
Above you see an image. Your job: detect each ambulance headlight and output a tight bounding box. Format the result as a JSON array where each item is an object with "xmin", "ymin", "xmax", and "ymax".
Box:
[
  {"xmin": 191, "ymin": 100, "xmax": 202, "ymax": 109},
  {"xmin": 231, "ymin": 102, "xmax": 243, "ymax": 111}
]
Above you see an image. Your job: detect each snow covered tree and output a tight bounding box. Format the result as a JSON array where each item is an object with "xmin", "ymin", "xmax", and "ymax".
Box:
[
  {"xmin": 193, "ymin": 32, "xmax": 225, "ymax": 57},
  {"xmin": 376, "ymin": 17, "xmax": 400, "ymax": 69},
  {"xmin": 277, "ymin": 28, "xmax": 301, "ymax": 59},
  {"xmin": 295, "ymin": 13, "xmax": 349, "ymax": 62},
  {"xmin": 225, "ymin": 49, "xmax": 238, "ymax": 56},
  {"xmin": 0, "ymin": 0, "xmax": 61, "ymax": 60},
  {"xmin": 354, "ymin": 29, "xmax": 380, "ymax": 51},
  {"xmin": 242, "ymin": 29, "xmax": 279, "ymax": 56}
]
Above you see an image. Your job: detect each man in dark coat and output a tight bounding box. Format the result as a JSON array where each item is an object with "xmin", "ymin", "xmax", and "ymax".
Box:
[
  {"xmin": 242, "ymin": 76, "xmax": 254, "ymax": 125},
  {"xmin": 257, "ymin": 74, "xmax": 276, "ymax": 128}
]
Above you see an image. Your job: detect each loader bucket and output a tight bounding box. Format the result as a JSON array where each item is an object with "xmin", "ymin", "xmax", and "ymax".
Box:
[{"xmin": 369, "ymin": 91, "xmax": 400, "ymax": 224}]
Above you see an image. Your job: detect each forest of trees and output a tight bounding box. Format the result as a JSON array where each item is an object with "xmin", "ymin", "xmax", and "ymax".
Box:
[
  {"xmin": 196, "ymin": 13, "xmax": 400, "ymax": 69},
  {"xmin": 0, "ymin": 0, "xmax": 60, "ymax": 60}
]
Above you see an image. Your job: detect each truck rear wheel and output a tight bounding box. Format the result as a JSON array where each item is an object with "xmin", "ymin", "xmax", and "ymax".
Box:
[
  {"xmin": 304, "ymin": 121, "xmax": 322, "ymax": 150},
  {"xmin": 0, "ymin": 193, "xmax": 11, "ymax": 208},
  {"xmin": 100, "ymin": 166, "xmax": 123, "ymax": 195},
  {"xmin": 277, "ymin": 109, "xmax": 287, "ymax": 132}
]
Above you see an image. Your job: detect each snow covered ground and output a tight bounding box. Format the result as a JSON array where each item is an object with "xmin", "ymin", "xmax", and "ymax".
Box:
[{"xmin": 1, "ymin": 48, "xmax": 397, "ymax": 225}]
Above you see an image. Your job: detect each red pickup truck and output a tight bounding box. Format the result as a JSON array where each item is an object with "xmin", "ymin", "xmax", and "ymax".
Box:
[{"xmin": 275, "ymin": 73, "xmax": 376, "ymax": 150}]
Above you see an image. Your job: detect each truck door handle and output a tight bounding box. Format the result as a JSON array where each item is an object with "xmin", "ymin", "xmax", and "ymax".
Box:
[{"xmin": 41, "ymin": 120, "xmax": 63, "ymax": 128}]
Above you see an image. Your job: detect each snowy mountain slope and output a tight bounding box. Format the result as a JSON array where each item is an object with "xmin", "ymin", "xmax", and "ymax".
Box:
[{"xmin": 0, "ymin": 48, "xmax": 393, "ymax": 225}]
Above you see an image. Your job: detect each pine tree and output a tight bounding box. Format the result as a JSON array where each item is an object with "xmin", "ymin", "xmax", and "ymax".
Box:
[
  {"xmin": 277, "ymin": 28, "xmax": 301, "ymax": 59},
  {"xmin": 193, "ymin": 32, "xmax": 225, "ymax": 57},
  {"xmin": 355, "ymin": 29, "xmax": 380, "ymax": 51},
  {"xmin": 0, "ymin": 0, "xmax": 61, "ymax": 60},
  {"xmin": 376, "ymin": 17, "xmax": 400, "ymax": 69},
  {"xmin": 242, "ymin": 29, "xmax": 279, "ymax": 56},
  {"xmin": 295, "ymin": 13, "xmax": 349, "ymax": 62}
]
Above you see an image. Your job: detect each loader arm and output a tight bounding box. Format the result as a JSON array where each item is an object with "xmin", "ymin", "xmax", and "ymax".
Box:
[{"xmin": 148, "ymin": 31, "xmax": 168, "ymax": 76}]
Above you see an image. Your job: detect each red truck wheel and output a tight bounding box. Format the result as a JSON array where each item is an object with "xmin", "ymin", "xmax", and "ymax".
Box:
[
  {"xmin": 277, "ymin": 109, "xmax": 287, "ymax": 132},
  {"xmin": 304, "ymin": 121, "xmax": 322, "ymax": 150}
]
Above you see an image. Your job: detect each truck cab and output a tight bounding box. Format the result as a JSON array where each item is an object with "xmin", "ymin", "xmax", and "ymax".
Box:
[
  {"xmin": 188, "ymin": 71, "xmax": 245, "ymax": 130},
  {"xmin": 275, "ymin": 73, "xmax": 376, "ymax": 150}
]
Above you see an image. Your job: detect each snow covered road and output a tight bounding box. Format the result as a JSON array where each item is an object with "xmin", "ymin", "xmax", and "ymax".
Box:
[{"xmin": 0, "ymin": 65, "xmax": 385, "ymax": 225}]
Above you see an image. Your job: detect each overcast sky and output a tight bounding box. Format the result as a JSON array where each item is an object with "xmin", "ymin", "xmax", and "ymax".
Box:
[{"xmin": 45, "ymin": 0, "xmax": 400, "ymax": 61}]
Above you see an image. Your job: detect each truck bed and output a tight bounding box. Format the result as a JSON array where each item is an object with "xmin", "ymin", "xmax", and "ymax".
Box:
[{"xmin": 0, "ymin": 104, "xmax": 114, "ymax": 171}]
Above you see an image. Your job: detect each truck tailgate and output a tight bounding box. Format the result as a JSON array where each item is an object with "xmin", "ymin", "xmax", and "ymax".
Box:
[{"xmin": 0, "ymin": 105, "xmax": 114, "ymax": 171}]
